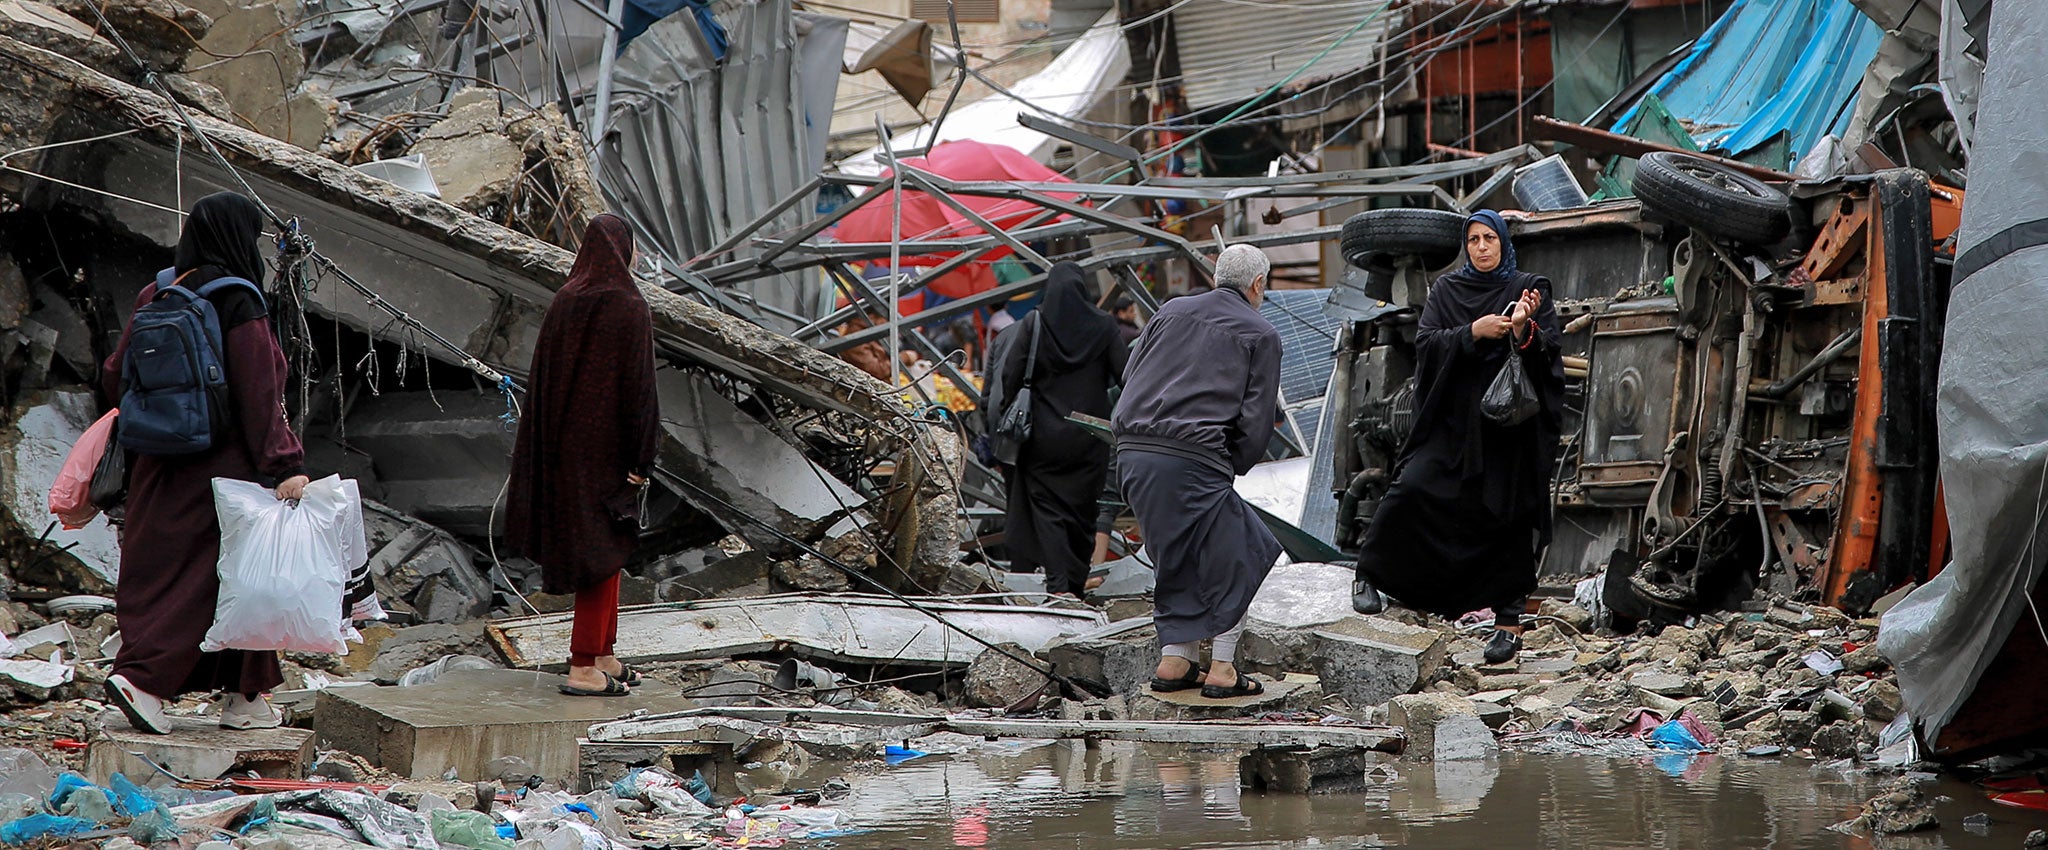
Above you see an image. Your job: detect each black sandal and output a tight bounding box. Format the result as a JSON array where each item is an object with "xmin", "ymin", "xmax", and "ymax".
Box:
[
  {"xmin": 559, "ymin": 672, "xmax": 631, "ymax": 697},
  {"xmin": 615, "ymin": 664, "xmax": 643, "ymax": 686},
  {"xmin": 1149, "ymin": 660, "xmax": 1205, "ymax": 693},
  {"xmin": 1200, "ymin": 673, "xmax": 1265, "ymax": 700}
]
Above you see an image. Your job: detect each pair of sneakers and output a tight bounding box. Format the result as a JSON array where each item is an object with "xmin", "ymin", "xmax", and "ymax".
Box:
[{"xmin": 106, "ymin": 674, "xmax": 281, "ymax": 735}]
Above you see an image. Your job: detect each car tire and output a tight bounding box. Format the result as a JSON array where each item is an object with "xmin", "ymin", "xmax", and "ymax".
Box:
[
  {"xmin": 1631, "ymin": 151, "xmax": 1793, "ymax": 246},
  {"xmin": 1341, "ymin": 208, "xmax": 1466, "ymax": 270}
]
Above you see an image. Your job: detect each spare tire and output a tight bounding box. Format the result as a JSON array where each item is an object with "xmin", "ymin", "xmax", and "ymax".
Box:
[
  {"xmin": 1632, "ymin": 152, "xmax": 1793, "ymax": 246},
  {"xmin": 1341, "ymin": 208, "xmax": 1465, "ymax": 270}
]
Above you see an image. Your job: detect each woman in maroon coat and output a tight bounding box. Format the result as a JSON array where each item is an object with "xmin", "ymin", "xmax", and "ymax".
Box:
[
  {"xmin": 101, "ymin": 192, "xmax": 308, "ymax": 734},
  {"xmin": 506, "ymin": 214, "xmax": 661, "ymax": 696}
]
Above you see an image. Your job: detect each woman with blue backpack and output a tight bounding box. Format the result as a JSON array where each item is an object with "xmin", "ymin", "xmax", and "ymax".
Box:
[{"xmin": 100, "ymin": 191, "xmax": 308, "ymax": 735}]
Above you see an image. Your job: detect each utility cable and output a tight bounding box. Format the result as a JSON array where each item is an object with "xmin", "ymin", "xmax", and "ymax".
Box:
[{"xmin": 79, "ymin": 0, "xmax": 524, "ymax": 414}]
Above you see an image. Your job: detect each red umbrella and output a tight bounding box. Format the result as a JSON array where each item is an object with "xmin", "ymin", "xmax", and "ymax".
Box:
[{"xmin": 833, "ymin": 140, "xmax": 1082, "ymax": 298}]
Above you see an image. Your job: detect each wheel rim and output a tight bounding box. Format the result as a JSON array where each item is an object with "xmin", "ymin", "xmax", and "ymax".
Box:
[{"xmin": 1672, "ymin": 159, "xmax": 1764, "ymax": 200}]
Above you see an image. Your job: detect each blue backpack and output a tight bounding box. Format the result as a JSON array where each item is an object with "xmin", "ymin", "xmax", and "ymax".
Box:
[{"xmin": 117, "ymin": 268, "xmax": 267, "ymax": 456}]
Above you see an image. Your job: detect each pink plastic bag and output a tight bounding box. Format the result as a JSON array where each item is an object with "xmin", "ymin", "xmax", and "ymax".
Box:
[{"xmin": 49, "ymin": 409, "xmax": 117, "ymax": 530}]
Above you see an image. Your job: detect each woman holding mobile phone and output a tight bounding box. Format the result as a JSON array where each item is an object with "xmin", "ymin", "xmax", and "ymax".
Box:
[{"xmin": 1349, "ymin": 210, "xmax": 1566, "ymax": 664}]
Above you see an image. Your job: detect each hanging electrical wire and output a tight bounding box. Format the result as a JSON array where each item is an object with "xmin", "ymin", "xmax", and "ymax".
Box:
[{"xmin": 76, "ymin": 0, "xmax": 525, "ymax": 425}]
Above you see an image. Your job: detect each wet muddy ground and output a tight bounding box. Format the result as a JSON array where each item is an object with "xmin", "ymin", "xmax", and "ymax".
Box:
[{"xmin": 780, "ymin": 741, "xmax": 2048, "ymax": 849}]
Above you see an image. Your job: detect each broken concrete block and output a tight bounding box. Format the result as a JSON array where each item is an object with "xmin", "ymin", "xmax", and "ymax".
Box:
[
  {"xmin": 175, "ymin": 0, "xmax": 329, "ymax": 145},
  {"xmin": 1387, "ymin": 693, "xmax": 1480, "ymax": 760},
  {"xmin": 346, "ymin": 391, "xmax": 516, "ymax": 537},
  {"xmin": 3, "ymin": 392, "xmax": 119, "ymax": 591},
  {"xmin": 1432, "ymin": 714, "xmax": 1498, "ymax": 761},
  {"xmin": 46, "ymin": 0, "xmax": 208, "ymax": 70},
  {"xmin": 88, "ymin": 715, "xmax": 313, "ymax": 783},
  {"xmin": 771, "ymin": 557, "xmax": 852, "ymax": 593},
  {"xmin": 1861, "ymin": 679, "xmax": 1903, "ymax": 723},
  {"xmin": 316, "ymin": 668, "xmax": 688, "ymax": 782},
  {"xmin": 409, "ymin": 129, "xmax": 524, "ymax": 213},
  {"xmin": 0, "ymin": 0, "xmax": 119, "ymax": 75},
  {"xmin": 161, "ymin": 72, "xmax": 234, "ymax": 121},
  {"xmin": 658, "ymin": 550, "xmax": 774, "ymax": 600},
  {"xmin": 1239, "ymin": 745, "xmax": 1378, "ymax": 794},
  {"xmin": 1309, "ymin": 616, "xmax": 1449, "ymax": 710},
  {"xmin": 1044, "ymin": 618, "xmax": 1156, "ymax": 695},
  {"xmin": 963, "ymin": 642, "xmax": 1045, "ymax": 709},
  {"xmin": 360, "ymin": 500, "xmax": 494, "ymax": 624},
  {"xmin": 1626, "ymin": 667, "xmax": 1696, "ymax": 698}
]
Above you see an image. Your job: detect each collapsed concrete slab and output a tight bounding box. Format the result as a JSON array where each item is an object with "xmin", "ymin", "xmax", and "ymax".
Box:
[
  {"xmin": 488, "ymin": 595, "xmax": 1107, "ymax": 671},
  {"xmin": 656, "ymin": 370, "xmax": 865, "ymax": 553},
  {"xmin": 0, "ymin": 33, "xmax": 961, "ymax": 575},
  {"xmin": 315, "ymin": 668, "xmax": 689, "ymax": 782}
]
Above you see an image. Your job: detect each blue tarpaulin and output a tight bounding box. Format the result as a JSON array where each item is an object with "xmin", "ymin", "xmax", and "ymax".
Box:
[{"xmin": 1611, "ymin": 0, "xmax": 1883, "ymax": 167}]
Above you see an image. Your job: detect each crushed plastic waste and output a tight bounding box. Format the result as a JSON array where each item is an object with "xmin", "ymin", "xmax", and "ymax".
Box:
[
  {"xmin": 0, "ymin": 813, "xmax": 98, "ymax": 844},
  {"xmin": 431, "ymin": 809, "xmax": 514, "ymax": 850},
  {"xmin": 271, "ymin": 789, "xmax": 438, "ymax": 850}
]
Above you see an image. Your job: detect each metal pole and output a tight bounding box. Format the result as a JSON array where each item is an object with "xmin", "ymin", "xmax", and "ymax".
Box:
[
  {"xmin": 589, "ymin": 0, "xmax": 626, "ymax": 145},
  {"xmin": 880, "ymin": 113, "xmax": 904, "ymax": 390}
]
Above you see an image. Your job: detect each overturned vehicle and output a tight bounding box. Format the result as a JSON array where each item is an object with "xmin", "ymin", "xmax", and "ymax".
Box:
[{"xmin": 1325, "ymin": 154, "xmax": 1960, "ymax": 621}]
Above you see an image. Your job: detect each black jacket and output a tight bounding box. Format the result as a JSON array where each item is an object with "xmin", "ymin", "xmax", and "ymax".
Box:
[{"xmin": 1111, "ymin": 287, "xmax": 1282, "ymax": 475}]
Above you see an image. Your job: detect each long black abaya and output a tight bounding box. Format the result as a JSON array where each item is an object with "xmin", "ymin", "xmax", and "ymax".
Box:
[
  {"xmin": 991, "ymin": 263, "xmax": 1127, "ymax": 595},
  {"xmin": 1353, "ymin": 261, "xmax": 1567, "ymax": 618}
]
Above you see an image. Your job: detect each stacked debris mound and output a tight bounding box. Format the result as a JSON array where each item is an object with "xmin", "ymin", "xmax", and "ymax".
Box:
[{"xmin": 330, "ymin": 90, "xmax": 606, "ymax": 250}]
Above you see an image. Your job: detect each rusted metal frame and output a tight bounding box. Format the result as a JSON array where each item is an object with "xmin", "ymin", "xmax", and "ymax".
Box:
[
  {"xmin": 1530, "ymin": 115, "xmax": 1794, "ymax": 182},
  {"xmin": 947, "ymin": 178, "xmax": 1213, "ymax": 276},
  {"xmin": 1822, "ymin": 195, "xmax": 1888, "ymax": 608},
  {"xmin": 827, "ymin": 262, "xmax": 983, "ymax": 408},
  {"xmin": 1019, "ymin": 112, "xmax": 1145, "ymax": 178},
  {"xmin": 1799, "ymin": 200, "xmax": 1873, "ymax": 283},
  {"xmin": 682, "ymin": 174, "xmax": 827, "ymax": 269}
]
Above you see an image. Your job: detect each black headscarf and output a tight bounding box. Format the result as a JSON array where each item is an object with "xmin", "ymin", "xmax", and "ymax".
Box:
[
  {"xmin": 172, "ymin": 191, "xmax": 268, "ymax": 327},
  {"xmin": 176, "ymin": 192, "xmax": 267, "ymax": 287},
  {"xmin": 1029, "ymin": 262, "xmax": 1117, "ymax": 376}
]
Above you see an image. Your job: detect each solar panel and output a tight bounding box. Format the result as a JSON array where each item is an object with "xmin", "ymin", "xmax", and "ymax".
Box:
[{"xmin": 1260, "ymin": 289, "xmax": 1343, "ymax": 404}]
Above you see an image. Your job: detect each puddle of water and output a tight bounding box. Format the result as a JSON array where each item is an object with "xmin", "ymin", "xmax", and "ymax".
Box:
[{"xmin": 766, "ymin": 740, "xmax": 2048, "ymax": 849}]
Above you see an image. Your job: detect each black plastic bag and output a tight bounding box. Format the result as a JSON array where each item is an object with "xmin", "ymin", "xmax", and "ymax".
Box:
[
  {"xmin": 1481, "ymin": 349, "xmax": 1540, "ymax": 426},
  {"xmin": 88, "ymin": 420, "xmax": 129, "ymax": 514}
]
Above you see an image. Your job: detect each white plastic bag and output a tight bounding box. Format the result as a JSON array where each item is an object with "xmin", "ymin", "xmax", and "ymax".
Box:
[{"xmin": 202, "ymin": 476, "xmax": 364, "ymax": 654}]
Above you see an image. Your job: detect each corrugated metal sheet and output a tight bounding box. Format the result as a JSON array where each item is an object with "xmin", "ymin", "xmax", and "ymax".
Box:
[
  {"xmin": 1172, "ymin": 0, "xmax": 1396, "ymax": 111},
  {"xmin": 593, "ymin": 0, "xmax": 845, "ymax": 327},
  {"xmin": 1610, "ymin": 0, "xmax": 1882, "ymax": 165}
]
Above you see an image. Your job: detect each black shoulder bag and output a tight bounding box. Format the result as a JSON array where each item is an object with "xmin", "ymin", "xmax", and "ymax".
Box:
[{"xmin": 991, "ymin": 316, "xmax": 1043, "ymax": 466}]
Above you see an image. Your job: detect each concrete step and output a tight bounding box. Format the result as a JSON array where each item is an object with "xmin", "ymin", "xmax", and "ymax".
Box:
[
  {"xmin": 315, "ymin": 668, "xmax": 692, "ymax": 784},
  {"xmin": 87, "ymin": 714, "xmax": 315, "ymax": 784}
]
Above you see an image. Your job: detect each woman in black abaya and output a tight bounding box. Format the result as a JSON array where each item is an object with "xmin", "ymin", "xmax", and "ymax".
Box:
[
  {"xmin": 1351, "ymin": 210, "xmax": 1566, "ymax": 664},
  {"xmin": 989, "ymin": 263, "xmax": 1128, "ymax": 597}
]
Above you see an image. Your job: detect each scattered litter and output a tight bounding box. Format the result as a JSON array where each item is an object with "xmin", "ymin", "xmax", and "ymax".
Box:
[{"xmin": 1802, "ymin": 650, "xmax": 1844, "ymax": 676}]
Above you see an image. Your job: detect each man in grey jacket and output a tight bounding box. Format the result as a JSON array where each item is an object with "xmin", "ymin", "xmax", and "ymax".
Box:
[{"xmin": 1113, "ymin": 244, "xmax": 1284, "ymax": 699}]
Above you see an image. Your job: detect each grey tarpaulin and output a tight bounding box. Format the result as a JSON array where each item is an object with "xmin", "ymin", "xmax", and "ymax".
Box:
[
  {"xmin": 1877, "ymin": 0, "xmax": 2048, "ymax": 745},
  {"xmin": 593, "ymin": 0, "xmax": 846, "ymax": 328}
]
